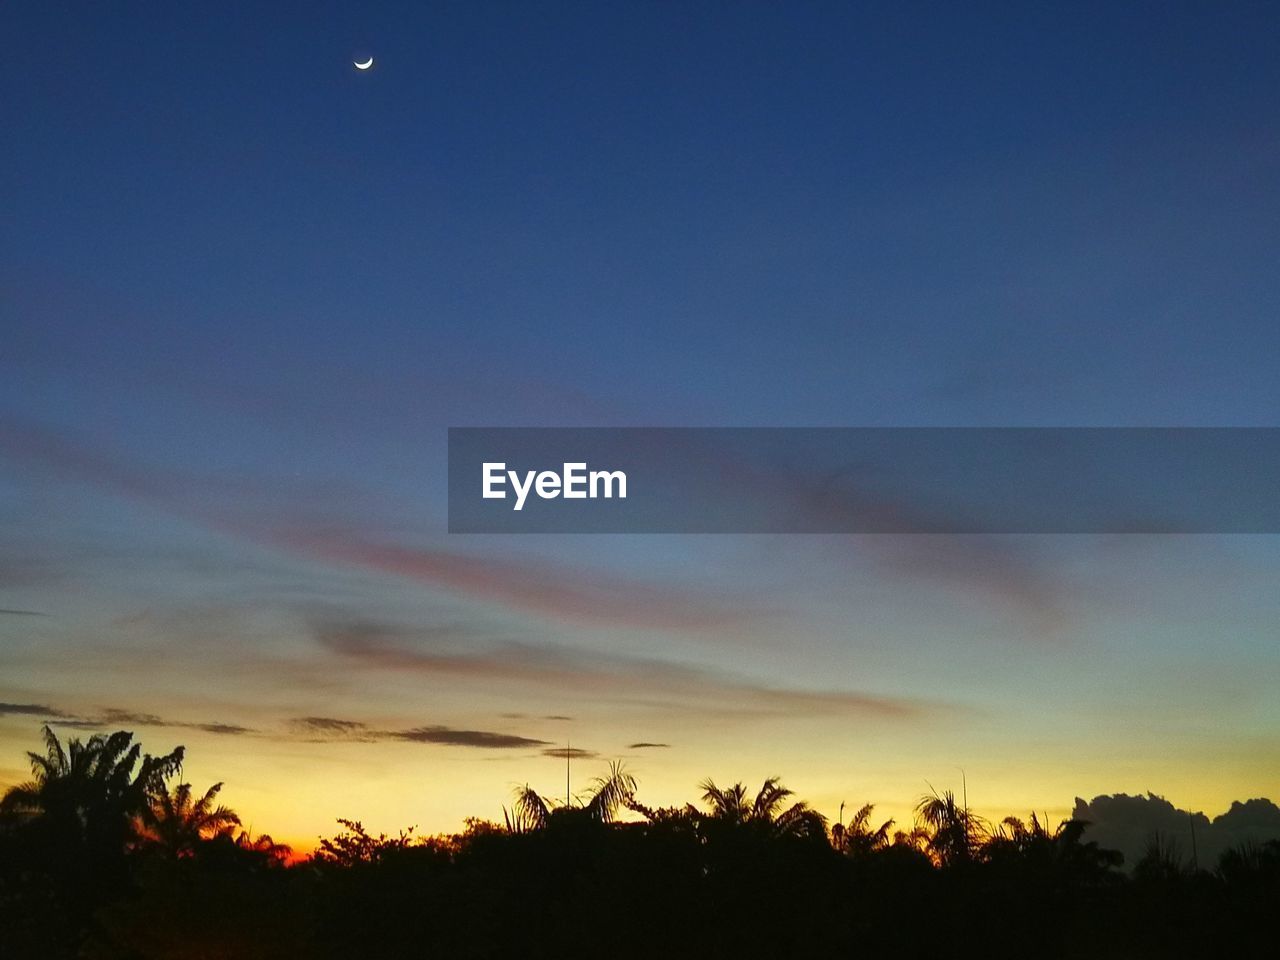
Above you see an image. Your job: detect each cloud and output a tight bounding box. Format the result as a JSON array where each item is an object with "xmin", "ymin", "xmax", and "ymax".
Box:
[
  {"xmin": 288, "ymin": 716, "xmax": 377, "ymax": 742},
  {"xmin": 574, "ymin": 429, "xmax": 1064, "ymax": 624},
  {"xmin": 0, "ymin": 417, "xmax": 173, "ymax": 503},
  {"xmin": 857, "ymin": 535, "xmax": 1062, "ymax": 630},
  {"xmin": 0, "ymin": 416, "xmax": 1064, "ymax": 635},
  {"xmin": 1073, "ymin": 793, "xmax": 1280, "ymax": 870},
  {"xmin": 0, "ymin": 417, "xmax": 757, "ymax": 632},
  {"xmin": 1217, "ymin": 798, "xmax": 1280, "ymax": 831},
  {"xmin": 293, "ymin": 715, "xmax": 555, "ymax": 750},
  {"xmin": 298, "ymin": 445, "xmax": 1057, "ymax": 630},
  {"xmin": 192, "ymin": 722, "xmax": 253, "ymax": 735},
  {"xmin": 542, "ymin": 746, "xmax": 597, "ymax": 759},
  {"xmin": 18, "ymin": 700, "xmax": 548, "ymax": 750},
  {"xmin": 283, "ymin": 533, "xmax": 753, "ymax": 632},
  {"xmin": 311, "ymin": 614, "xmax": 939, "ymax": 721},
  {"xmin": 292, "ymin": 716, "xmax": 367, "ymax": 734},
  {"xmin": 0, "ymin": 608, "xmax": 46, "ymax": 617},
  {"xmin": 49, "ymin": 707, "xmax": 254, "ymax": 736},
  {"xmin": 99, "ymin": 709, "xmax": 165, "ymax": 725},
  {"xmin": 393, "ymin": 726, "xmax": 550, "ymax": 749},
  {"xmin": 0, "ymin": 702, "xmax": 68, "ymax": 718},
  {"xmin": 96, "ymin": 709, "xmax": 252, "ymax": 735},
  {"xmin": 627, "ymin": 742, "xmax": 670, "ymax": 749}
]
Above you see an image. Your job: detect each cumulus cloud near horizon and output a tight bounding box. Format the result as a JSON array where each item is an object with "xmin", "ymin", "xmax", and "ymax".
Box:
[{"xmin": 1073, "ymin": 792, "xmax": 1280, "ymax": 870}]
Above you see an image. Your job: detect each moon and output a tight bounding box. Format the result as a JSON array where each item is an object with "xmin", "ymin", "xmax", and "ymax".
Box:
[{"xmin": 354, "ymin": 57, "xmax": 374, "ymax": 70}]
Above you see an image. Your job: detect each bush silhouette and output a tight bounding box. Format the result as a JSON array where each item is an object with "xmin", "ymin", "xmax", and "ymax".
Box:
[{"xmin": 1, "ymin": 727, "xmax": 1277, "ymax": 959}]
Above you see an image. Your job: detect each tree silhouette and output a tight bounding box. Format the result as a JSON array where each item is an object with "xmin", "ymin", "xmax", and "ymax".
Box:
[
  {"xmin": 506, "ymin": 784, "xmax": 550, "ymax": 833},
  {"xmin": 985, "ymin": 813, "xmax": 1123, "ymax": 880},
  {"xmin": 230, "ymin": 829, "xmax": 292, "ymax": 863},
  {"xmin": 506, "ymin": 761, "xmax": 636, "ymax": 832},
  {"xmin": 140, "ymin": 782, "xmax": 241, "ymax": 858},
  {"xmin": 1218, "ymin": 839, "xmax": 1280, "ymax": 887},
  {"xmin": 699, "ymin": 776, "xmax": 827, "ymax": 839},
  {"xmin": 915, "ymin": 787, "xmax": 985, "ymax": 866},
  {"xmin": 1134, "ymin": 831, "xmax": 1192, "ymax": 882},
  {"xmin": 2, "ymin": 725, "xmax": 1278, "ymax": 960},
  {"xmin": 0, "ymin": 724, "xmax": 183, "ymax": 855},
  {"xmin": 831, "ymin": 802, "xmax": 895, "ymax": 857},
  {"xmin": 316, "ymin": 819, "xmax": 419, "ymax": 866}
]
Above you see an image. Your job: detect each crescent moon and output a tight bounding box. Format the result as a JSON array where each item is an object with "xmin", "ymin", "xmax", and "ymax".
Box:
[{"xmin": 354, "ymin": 57, "xmax": 374, "ymax": 70}]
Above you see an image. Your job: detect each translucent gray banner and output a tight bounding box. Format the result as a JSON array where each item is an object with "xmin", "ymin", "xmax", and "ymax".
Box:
[{"xmin": 448, "ymin": 428, "xmax": 1280, "ymax": 533}]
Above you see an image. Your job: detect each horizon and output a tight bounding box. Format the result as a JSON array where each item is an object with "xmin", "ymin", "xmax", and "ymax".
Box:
[
  {"xmin": 1, "ymin": 704, "xmax": 1274, "ymax": 856},
  {"xmin": 3, "ymin": 714, "xmax": 1276, "ymax": 861}
]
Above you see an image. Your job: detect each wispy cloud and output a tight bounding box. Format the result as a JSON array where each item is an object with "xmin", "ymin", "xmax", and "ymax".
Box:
[
  {"xmin": 292, "ymin": 717, "xmax": 368, "ymax": 735},
  {"xmin": 295, "ymin": 718, "xmax": 554, "ymax": 750},
  {"xmin": 549, "ymin": 429, "xmax": 1064, "ymax": 626},
  {"xmin": 97, "ymin": 709, "xmax": 164, "ymax": 725},
  {"xmin": 311, "ymin": 614, "xmax": 940, "ymax": 721},
  {"xmin": 393, "ymin": 726, "xmax": 549, "ymax": 749},
  {"xmin": 97, "ymin": 709, "xmax": 253, "ymax": 736},
  {"xmin": 51, "ymin": 707, "xmax": 254, "ymax": 736},
  {"xmin": 542, "ymin": 746, "xmax": 597, "ymax": 759},
  {"xmin": 14, "ymin": 699, "xmax": 558, "ymax": 751},
  {"xmin": 0, "ymin": 702, "xmax": 68, "ymax": 718},
  {"xmin": 741, "ymin": 462, "xmax": 1063, "ymax": 625},
  {"xmin": 192, "ymin": 722, "xmax": 254, "ymax": 736},
  {"xmin": 0, "ymin": 417, "xmax": 756, "ymax": 632},
  {"xmin": 282, "ymin": 533, "xmax": 752, "ymax": 631},
  {"xmin": 0, "ymin": 415, "xmax": 1066, "ymax": 633},
  {"xmin": 627, "ymin": 742, "xmax": 670, "ymax": 749},
  {"xmin": 0, "ymin": 608, "xmax": 47, "ymax": 617}
]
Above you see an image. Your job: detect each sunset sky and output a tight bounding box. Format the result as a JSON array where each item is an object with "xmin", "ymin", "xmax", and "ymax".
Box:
[{"xmin": 3, "ymin": 3, "xmax": 1279, "ymax": 850}]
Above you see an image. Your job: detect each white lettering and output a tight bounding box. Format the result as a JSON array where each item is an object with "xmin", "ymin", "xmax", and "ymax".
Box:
[
  {"xmin": 509, "ymin": 469, "xmax": 536, "ymax": 511},
  {"xmin": 483, "ymin": 462, "xmax": 627, "ymax": 510},
  {"xmin": 590, "ymin": 469, "xmax": 627, "ymax": 499},
  {"xmin": 562, "ymin": 462, "xmax": 587, "ymax": 498},
  {"xmin": 483, "ymin": 463, "xmax": 507, "ymax": 499},
  {"xmin": 535, "ymin": 470, "xmax": 561, "ymax": 499}
]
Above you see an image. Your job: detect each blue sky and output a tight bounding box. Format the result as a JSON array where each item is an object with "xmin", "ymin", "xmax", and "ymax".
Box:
[{"xmin": 2, "ymin": 2, "xmax": 1278, "ymax": 844}]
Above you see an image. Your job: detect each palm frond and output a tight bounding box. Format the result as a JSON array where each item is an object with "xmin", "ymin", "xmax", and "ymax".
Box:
[
  {"xmin": 41, "ymin": 725, "xmax": 67, "ymax": 775},
  {"xmin": 511, "ymin": 784, "xmax": 551, "ymax": 831},
  {"xmin": 0, "ymin": 782, "xmax": 43, "ymax": 817},
  {"xmin": 752, "ymin": 777, "xmax": 794, "ymax": 821},
  {"xmin": 582, "ymin": 762, "xmax": 636, "ymax": 823}
]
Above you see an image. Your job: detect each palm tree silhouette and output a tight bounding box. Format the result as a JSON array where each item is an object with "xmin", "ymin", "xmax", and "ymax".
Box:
[
  {"xmin": 0, "ymin": 725, "xmax": 183, "ymax": 852},
  {"xmin": 699, "ymin": 776, "xmax": 827, "ymax": 839},
  {"xmin": 232, "ymin": 829, "xmax": 292, "ymax": 863},
  {"xmin": 507, "ymin": 785, "xmax": 550, "ymax": 832},
  {"xmin": 985, "ymin": 812, "xmax": 1122, "ymax": 879},
  {"xmin": 915, "ymin": 787, "xmax": 986, "ymax": 866},
  {"xmin": 141, "ymin": 782, "xmax": 241, "ymax": 858},
  {"xmin": 506, "ymin": 761, "xmax": 637, "ymax": 832},
  {"xmin": 832, "ymin": 802, "xmax": 895, "ymax": 857}
]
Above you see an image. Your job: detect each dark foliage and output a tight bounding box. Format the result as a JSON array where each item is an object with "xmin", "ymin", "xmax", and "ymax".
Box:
[{"xmin": 1, "ymin": 728, "xmax": 1277, "ymax": 959}]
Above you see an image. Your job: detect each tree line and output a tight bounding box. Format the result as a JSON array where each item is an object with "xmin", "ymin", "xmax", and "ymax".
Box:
[{"xmin": 1, "ymin": 726, "xmax": 1276, "ymax": 958}]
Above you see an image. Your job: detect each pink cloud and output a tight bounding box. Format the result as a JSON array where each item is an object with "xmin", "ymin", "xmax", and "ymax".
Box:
[{"xmin": 0, "ymin": 416, "xmax": 756, "ymax": 632}]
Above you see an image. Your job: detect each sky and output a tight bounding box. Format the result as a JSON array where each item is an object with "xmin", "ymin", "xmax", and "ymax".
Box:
[{"xmin": 2, "ymin": 2, "xmax": 1279, "ymax": 850}]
